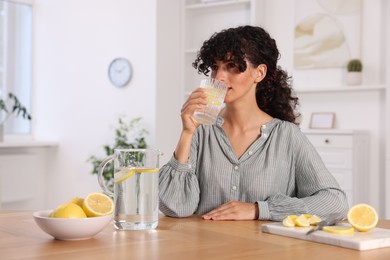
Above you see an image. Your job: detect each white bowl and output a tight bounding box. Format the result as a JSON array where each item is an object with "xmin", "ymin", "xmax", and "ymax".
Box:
[{"xmin": 33, "ymin": 210, "xmax": 113, "ymax": 240}]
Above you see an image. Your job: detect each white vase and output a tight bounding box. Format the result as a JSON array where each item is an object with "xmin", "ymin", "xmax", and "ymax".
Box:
[{"xmin": 346, "ymin": 72, "xmax": 362, "ymax": 85}]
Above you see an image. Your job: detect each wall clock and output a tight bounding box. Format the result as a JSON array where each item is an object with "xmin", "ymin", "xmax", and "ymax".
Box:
[{"xmin": 108, "ymin": 57, "xmax": 132, "ymax": 87}]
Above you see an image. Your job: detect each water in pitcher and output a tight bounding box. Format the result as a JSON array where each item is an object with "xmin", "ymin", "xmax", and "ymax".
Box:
[{"xmin": 113, "ymin": 167, "xmax": 159, "ymax": 230}]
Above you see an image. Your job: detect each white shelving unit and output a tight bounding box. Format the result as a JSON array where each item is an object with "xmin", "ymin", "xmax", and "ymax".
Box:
[{"xmin": 182, "ymin": 0, "xmax": 264, "ymax": 101}]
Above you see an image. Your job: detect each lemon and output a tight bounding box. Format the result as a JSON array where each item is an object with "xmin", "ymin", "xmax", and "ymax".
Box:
[
  {"xmin": 51, "ymin": 203, "xmax": 87, "ymax": 218},
  {"xmin": 308, "ymin": 215, "xmax": 321, "ymax": 226},
  {"xmin": 282, "ymin": 215, "xmax": 296, "ymax": 227},
  {"xmin": 114, "ymin": 167, "xmax": 159, "ymax": 184},
  {"xmin": 68, "ymin": 197, "xmax": 84, "ymax": 207},
  {"xmin": 82, "ymin": 192, "xmax": 114, "ymax": 217},
  {"xmin": 323, "ymin": 226, "xmax": 355, "ymax": 235},
  {"xmin": 294, "ymin": 214, "xmax": 310, "ymax": 227},
  {"xmin": 347, "ymin": 204, "xmax": 378, "ymax": 232}
]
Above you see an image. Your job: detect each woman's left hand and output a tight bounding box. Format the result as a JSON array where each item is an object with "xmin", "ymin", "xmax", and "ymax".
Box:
[{"xmin": 202, "ymin": 201, "xmax": 258, "ymax": 220}]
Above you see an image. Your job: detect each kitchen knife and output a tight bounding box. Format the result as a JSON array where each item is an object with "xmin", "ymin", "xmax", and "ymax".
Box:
[{"xmin": 306, "ymin": 213, "xmax": 344, "ymax": 235}]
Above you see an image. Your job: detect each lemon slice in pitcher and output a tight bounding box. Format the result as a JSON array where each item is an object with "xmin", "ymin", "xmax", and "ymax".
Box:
[
  {"xmin": 114, "ymin": 167, "xmax": 159, "ymax": 184},
  {"xmin": 114, "ymin": 167, "xmax": 137, "ymax": 184}
]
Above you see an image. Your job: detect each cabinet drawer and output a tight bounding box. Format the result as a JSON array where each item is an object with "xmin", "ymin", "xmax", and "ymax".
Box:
[
  {"xmin": 316, "ymin": 148, "xmax": 353, "ymax": 169},
  {"xmin": 0, "ymin": 154, "xmax": 36, "ymax": 203},
  {"xmin": 305, "ymin": 135, "xmax": 353, "ymax": 148}
]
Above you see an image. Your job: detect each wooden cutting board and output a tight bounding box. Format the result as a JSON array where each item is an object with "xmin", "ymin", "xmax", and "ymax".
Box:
[{"xmin": 261, "ymin": 223, "xmax": 390, "ymax": 251}]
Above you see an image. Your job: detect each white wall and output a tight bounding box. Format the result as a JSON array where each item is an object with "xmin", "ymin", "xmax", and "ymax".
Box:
[
  {"xmin": 156, "ymin": 0, "xmax": 182, "ymax": 165},
  {"xmin": 33, "ymin": 0, "xmax": 157, "ymax": 208},
  {"xmin": 385, "ymin": 0, "xmax": 390, "ymax": 218}
]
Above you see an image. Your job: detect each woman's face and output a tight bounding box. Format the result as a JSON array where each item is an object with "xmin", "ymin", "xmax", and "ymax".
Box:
[{"xmin": 210, "ymin": 59, "xmax": 266, "ymax": 104}]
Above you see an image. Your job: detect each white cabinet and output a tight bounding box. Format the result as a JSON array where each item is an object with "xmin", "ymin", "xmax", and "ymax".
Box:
[
  {"xmin": 182, "ymin": 0, "xmax": 264, "ymax": 100},
  {"xmin": 0, "ymin": 142, "xmax": 57, "ymax": 210},
  {"xmin": 303, "ymin": 130, "xmax": 369, "ymax": 207}
]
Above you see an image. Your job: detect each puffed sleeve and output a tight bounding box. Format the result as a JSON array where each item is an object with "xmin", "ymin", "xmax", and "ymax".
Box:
[{"xmin": 158, "ymin": 131, "xmax": 201, "ymax": 217}]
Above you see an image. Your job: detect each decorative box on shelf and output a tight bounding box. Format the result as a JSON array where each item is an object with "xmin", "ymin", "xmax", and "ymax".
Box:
[{"xmin": 302, "ymin": 129, "xmax": 369, "ymax": 207}]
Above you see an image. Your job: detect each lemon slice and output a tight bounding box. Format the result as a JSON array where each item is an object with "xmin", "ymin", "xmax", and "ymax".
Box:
[
  {"xmin": 114, "ymin": 167, "xmax": 136, "ymax": 184},
  {"xmin": 347, "ymin": 204, "xmax": 378, "ymax": 232},
  {"xmin": 323, "ymin": 226, "xmax": 355, "ymax": 235},
  {"xmin": 114, "ymin": 167, "xmax": 159, "ymax": 184},
  {"xmin": 82, "ymin": 192, "xmax": 114, "ymax": 217},
  {"xmin": 282, "ymin": 216, "xmax": 296, "ymax": 227},
  {"xmin": 294, "ymin": 214, "xmax": 310, "ymax": 227},
  {"xmin": 308, "ymin": 215, "xmax": 321, "ymax": 226}
]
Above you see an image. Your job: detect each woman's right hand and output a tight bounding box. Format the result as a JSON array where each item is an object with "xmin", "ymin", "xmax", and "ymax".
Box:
[{"xmin": 180, "ymin": 88, "xmax": 208, "ymax": 133}]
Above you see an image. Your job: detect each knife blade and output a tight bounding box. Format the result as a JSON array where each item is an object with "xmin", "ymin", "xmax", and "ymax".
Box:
[{"xmin": 306, "ymin": 213, "xmax": 343, "ymax": 235}]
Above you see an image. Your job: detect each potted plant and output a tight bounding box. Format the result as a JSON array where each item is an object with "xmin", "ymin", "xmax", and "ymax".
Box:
[
  {"xmin": 0, "ymin": 92, "xmax": 32, "ymax": 141},
  {"xmin": 87, "ymin": 116, "xmax": 148, "ymax": 189},
  {"xmin": 346, "ymin": 59, "xmax": 363, "ymax": 85}
]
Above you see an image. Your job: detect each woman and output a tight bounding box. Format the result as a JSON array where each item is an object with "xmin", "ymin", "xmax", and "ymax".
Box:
[{"xmin": 159, "ymin": 25, "xmax": 349, "ymax": 221}]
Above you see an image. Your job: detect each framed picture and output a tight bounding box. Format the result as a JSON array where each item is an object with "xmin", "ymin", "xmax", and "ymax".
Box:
[{"xmin": 309, "ymin": 112, "xmax": 335, "ymax": 129}]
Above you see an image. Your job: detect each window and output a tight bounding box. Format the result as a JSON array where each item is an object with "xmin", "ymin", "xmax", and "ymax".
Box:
[{"xmin": 0, "ymin": 0, "xmax": 32, "ymax": 135}]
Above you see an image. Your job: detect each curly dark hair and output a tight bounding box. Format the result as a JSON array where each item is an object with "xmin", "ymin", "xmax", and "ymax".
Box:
[{"xmin": 193, "ymin": 25, "xmax": 300, "ymax": 124}]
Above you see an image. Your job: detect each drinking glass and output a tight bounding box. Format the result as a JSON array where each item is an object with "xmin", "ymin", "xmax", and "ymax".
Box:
[{"xmin": 193, "ymin": 78, "xmax": 227, "ymax": 125}]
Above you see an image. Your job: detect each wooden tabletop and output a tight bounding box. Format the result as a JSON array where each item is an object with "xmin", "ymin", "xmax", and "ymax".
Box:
[{"xmin": 1, "ymin": 211, "xmax": 390, "ymax": 259}]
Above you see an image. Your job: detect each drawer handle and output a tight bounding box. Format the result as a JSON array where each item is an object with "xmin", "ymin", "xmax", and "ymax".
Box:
[{"xmin": 324, "ymin": 139, "xmax": 330, "ymax": 144}]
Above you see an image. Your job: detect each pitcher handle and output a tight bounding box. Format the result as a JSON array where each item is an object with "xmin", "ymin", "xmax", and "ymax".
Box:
[{"xmin": 97, "ymin": 155, "xmax": 115, "ymax": 197}]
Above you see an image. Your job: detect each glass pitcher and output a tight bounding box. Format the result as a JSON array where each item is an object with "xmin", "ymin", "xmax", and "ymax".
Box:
[{"xmin": 98, "ymin": 149, "xmax": 161, "ymax": 230}]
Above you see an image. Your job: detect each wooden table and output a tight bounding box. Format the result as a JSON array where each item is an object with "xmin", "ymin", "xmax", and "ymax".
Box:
[{"xmin": 1, "ymin": 211, "xmax": 390, "ymax": 259}]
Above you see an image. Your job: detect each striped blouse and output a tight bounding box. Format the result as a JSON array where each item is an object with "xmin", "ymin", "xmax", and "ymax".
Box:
[{"xmin": 159, "ymin": 117, "xmax": 349, "ymax": 221}]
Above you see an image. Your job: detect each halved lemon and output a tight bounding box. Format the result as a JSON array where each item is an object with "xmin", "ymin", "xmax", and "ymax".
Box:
[
  {"xmin": 114, "ymin": 167, "xmax": 159, "ymax": 184},
  {"xmin": 347, "ymin": 204, "xmax": 378, "ymax": 232},
  {"xmin": 323, "ymin": 226, "xmax": 355, "ymax": 235},
  {"xmin": 82, "ymin": 192, "xmax": 114, "ymax": 217},
  {"xmin": 294, "ymin": 214, "xmax": 310, "ymax": 227}
]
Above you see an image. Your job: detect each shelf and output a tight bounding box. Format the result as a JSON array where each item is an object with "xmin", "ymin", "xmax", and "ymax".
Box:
[
  {"xmin": 0, "ymin": 141, "xmax": 58, "ymax": 148},
  {"xmin": 186, "ymin": 0, "xmax": 250, "ymax": 10},
  {"xmin": 295, "ymin": 84, "xmax": 386, "ymax": 94}
]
